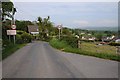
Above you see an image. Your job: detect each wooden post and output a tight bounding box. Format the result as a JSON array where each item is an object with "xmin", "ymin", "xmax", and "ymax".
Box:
[
  {"xmin": 59, "ymin": 29, "xmax": 60, "ymax": 39},
  {"xmin": 78, "ymin": 40, "xmax": 81, "ymax": 48},
  {"xmin": 13, "ymin": 35, "xmax": 15, "ymax": 44},
  {"xmin": 116, "ymin": 46, "xmax": 120, "ymax": 55}
]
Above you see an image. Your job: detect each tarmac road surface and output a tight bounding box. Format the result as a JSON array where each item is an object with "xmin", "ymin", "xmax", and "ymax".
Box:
[{"xmin": 2, "ymin": 41, "xmax": 118, "ymax": 78}]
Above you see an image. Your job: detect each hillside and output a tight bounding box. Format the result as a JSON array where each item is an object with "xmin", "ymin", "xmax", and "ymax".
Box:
[{"xmin": 80, "ymin": 27, "xmax": 118, "ymax": 31}]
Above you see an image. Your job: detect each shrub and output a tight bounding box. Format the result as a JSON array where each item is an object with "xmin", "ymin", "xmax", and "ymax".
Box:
[
  {"xmin": 17, "ymin": 30, "xmax": 26, "ymax": 35},
  {"xmin": 81, "ymin": 40, "xmax": 94, "ymax": 42},
  {"xmin": 109, "ymin": 42, "xmax": 120, "ymax": 46},
  {"xmin": 21, "ymin": 33, "xmax": 32, "ymax": 43},
  {"xmin": 2, "ymin": 39, "xmax": 10, "ymax": 47},
  {"xmin": 16, "ymin": 30, "xmax": 33, "ymax": 43},
  {"xmin": 50, "ymin": 38, "xmax": 69, "ymax": 49},
  {"xmin": 44, "ymin": 36, "xmax": 52, "ymax": 42},
  {"xmin": 16, "ymin": 34, "xmax": 23, "ymax": 44},
  {"xmin": 60, "ymin": 36, "xmax": 78, "ymax": 48}
]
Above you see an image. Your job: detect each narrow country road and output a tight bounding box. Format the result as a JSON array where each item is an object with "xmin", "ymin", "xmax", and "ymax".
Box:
[{"xmin": 2, "ymin": 41, "xmax": 118, "ymax": 78}]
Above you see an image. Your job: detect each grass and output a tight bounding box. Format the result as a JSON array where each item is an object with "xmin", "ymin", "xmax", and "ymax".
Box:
[
  {"xmin": 2, "ymin": 43, "xmax": 26, "ymax": 60},
  {"xmin": 50, "ymin": 38, "xmax": 70, "ymax": 49},
  {"xmin": 81, "ymin": 42, "xmax": 116, "ymax": 55},
  {"xmin": 49, "ymin": 38, "xmax": 120, "ymax": 61}
]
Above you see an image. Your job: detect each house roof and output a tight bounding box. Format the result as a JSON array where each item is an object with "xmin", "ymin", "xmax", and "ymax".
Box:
[{"xmin": 28, "ymin": 25, "xmax": 39, "ymax": 33}]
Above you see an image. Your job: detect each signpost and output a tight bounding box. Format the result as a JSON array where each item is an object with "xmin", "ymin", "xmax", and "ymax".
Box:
[
  {"xmin": 57, "ymin": 24, "xmax": 62, "ymax": 39},
  {"xmin": 7, "ymin": 30, "xmax": 16, "ymax": 35},
  {"xmin": 7, "ymin": 24, "xmax": 16, "ymax": 44},
  {"xmin": 7, "ymin": 5, "xmax": 16, "ymax": 44},
  {"xmin": 11, "ymin": 24, "xmax": 16, "ymax": 30},
  {"xmin": 7, "ymin": 29, "xmax": 16, "ymax": 44},
  {"xmin": 11, "ymin": 25, "xmax": 16, "ymax": 44}
]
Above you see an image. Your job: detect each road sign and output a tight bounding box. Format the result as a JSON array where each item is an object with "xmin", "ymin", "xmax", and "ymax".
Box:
[
  {"xmin": 57, "ymin": 25, "xmax": 62, "ymax": 29},
  {"xmin": 11, "ymin": 24, "xmax": 16, "ymax": 29},
  {"xmin": 7, "ymin": 30, "xmax": 16, "ymax": 35},
  {"xmin": 57, "ymin": 24, "xmax": 62, "ymax": 39}
]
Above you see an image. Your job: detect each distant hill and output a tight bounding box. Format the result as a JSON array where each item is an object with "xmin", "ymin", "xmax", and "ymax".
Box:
[{"xmin": 80, "ymin": 27, "xmax": 118, "ymax": 31}]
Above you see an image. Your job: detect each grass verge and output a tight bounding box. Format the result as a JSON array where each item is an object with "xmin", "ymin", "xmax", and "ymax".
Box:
[
  {"xmin": 2, "ymin": 43, "xmax": 26, "ymax": 60},
  {"xmin": 49, "ymin": 38, "xmax": 120, "ymax": 61}
]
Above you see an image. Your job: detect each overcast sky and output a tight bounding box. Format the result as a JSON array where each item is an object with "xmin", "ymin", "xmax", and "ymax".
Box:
[{"xmin": 14, "ymin": 2, "xmax": 118, "ymax": 28}]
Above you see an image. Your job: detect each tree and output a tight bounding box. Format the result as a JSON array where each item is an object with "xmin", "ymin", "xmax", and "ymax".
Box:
[
  {"xmin": 62, "ymin": 27, "xmax": 72, "ymax": 36},
  {"xmin": 2, "ymin": 1, "xmax": 17, "ymax": 45},
  {"xmin": 21, "ymin": 32, "xmax": 32, "ymax": 43},
  {"xmin": 15, "ymin": 20, "xmax": 33, "ymax": 32},
  {"xmin": 94, "ymin": 33, "xmax": 104, "ymax": 41},
  {"xmin": 104, "ymin": 31, "xmax": 112, "ymax": 37},
  {"xmin": 37, "ymin": 16, "xmax": 53, "ymax": 40},
  {"xmin": 2, "ymin": 2, "xmax": 16, "ymax": 21}
]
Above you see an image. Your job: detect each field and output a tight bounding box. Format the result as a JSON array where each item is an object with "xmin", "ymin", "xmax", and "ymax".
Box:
[
  {"xmin": 50, "ymin": 38, "xmax": 120, "ymax": 61},
  {"xmin": 81, "ymin": 42, "xmax": 116, "ymax": 55}
]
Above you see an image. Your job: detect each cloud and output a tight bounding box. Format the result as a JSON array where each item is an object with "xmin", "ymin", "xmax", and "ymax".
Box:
[
  {"xmin": 13, "ymin": 0, "xmax": 119, "ymax": 2},
  {"xmin": 14, "ymin": 2, "xmax": 117, "ymax": 28}
]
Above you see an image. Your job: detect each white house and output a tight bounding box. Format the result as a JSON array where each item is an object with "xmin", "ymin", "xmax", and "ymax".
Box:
[
  {"xmin": 88, "ymin": 37, "xmax": 96, "ymax": 41},
  {"xmin": 28, "ymin": 25, "xmax": 39, "ymax": 39},
  {"xmin": 115, "ymin": 39, "xmax": 120, "ymax": 43},
  {"xmin": 28, "ymin": 25, "xmax": 39, "ymax": 35}
]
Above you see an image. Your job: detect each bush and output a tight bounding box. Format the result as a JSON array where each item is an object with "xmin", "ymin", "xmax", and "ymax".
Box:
[
  {"xmin": 16, "ymin": 34, "xmax": 23, "ymax": 44},
  {"xmin": 17, "ymin": 30, "xmax": 26, "ymax": 35},
  {"xmin": 16, "ymin": 30, "xmax": 33, "ymax": 43},
  {"xmin": 50, "ymin": 38, "xmax": 70, "ymax": 49},
  {"xmin": 109, "ymin": 42, "xmax": 120, "ymax": 46},
  {"xmin": 2, "ymin": 39, "xmax": 10, "ymax": 47},
  {"xmin": 60, "ymin": 36, "xmax": 78, "ymax": 48},
  {"xmin": 21, "ymin": 33, "xmax": 32, "ymax": 43},
  {"xmin": 44, "ymin": 36, "xmax": 52, "ymax": 42},
  {"xmin": 81, "ymin": 40, "xmax": 94, "ymax": 42}
]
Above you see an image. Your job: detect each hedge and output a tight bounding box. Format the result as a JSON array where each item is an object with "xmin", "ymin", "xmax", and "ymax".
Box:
[
  {"xmin": 60, "ymin": 36, "xmax": 78, "ymax": 48},
  {"xmin": 109, "ymin": 42, "xmax": 120, "ymax": 46}
]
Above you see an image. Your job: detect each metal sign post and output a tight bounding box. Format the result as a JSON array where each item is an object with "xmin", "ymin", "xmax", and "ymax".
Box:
[
  {"xmin": 13, "ymin": 35, "xmax": 15, "ymax": 44},
  {"xmin": 11, "ymin": 25, "xmax": 16, "ymax": 44},
  {"xmin": 7, "ymin": 29, "xmax": 16, "ymax": 44},
  {"xmin": 57, "ymin": 24, "xmax": 62, "ymax": 40}
]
